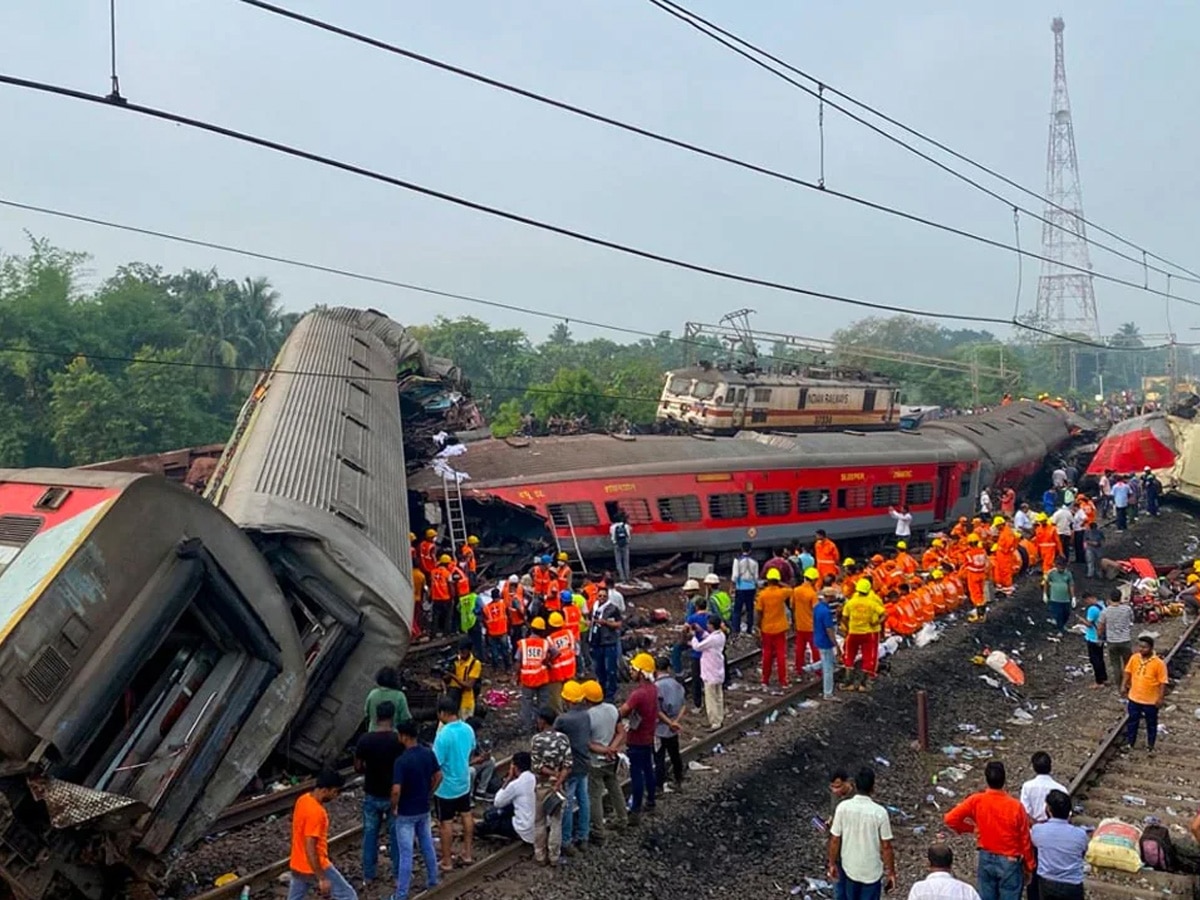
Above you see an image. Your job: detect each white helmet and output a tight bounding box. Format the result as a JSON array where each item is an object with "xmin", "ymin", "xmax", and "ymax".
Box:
[
  {"xmin": 702, "ymin": 573, "xmax": 720, "ymax": 585},
  {"xmin": 683, "ymin": 579, "xmax": 700, "ymax": 592}
]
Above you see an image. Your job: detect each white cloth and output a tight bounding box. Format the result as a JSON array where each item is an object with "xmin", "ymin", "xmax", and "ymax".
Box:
[
  {"xmin": 889, "ymin": 509, "xmax": 912, "ymax": 538},
  {"xmin": 907, "ymin": 871, "xmax": 982, "ymax": 900},
  {"xmin": 1050, "ymin": 507, "xmax": 1074, "ymax": 537},
  {"xmin": 1020, "ymin": 773, "xmax": 1068, "ymax": 824},
  {"xmin": 830, "ymin": 794, "xmax": 894, "ymax": 884},
  {"xmin": 1070, "ymin": 508, "xmax": 1088, "ymax": 533},
  {"xmin": 492, "ymin": 770, "xmax": 537, "ymax": 843},
  {"xmin": 979, "ymin": 492, "xmax": 992, "ymax": 515}
]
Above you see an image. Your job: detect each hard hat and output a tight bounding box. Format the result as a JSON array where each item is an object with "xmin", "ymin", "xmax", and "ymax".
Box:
[
  {"xmin": 530, "ymin": 617, "xmax": 547, "ymax": 631},
  {"xmin": 855, "ymin": 578, "xmax": 872, "ymax": 594},
  {"xmin": 561, "ymin": 681, "xmax": 585, "ymax": 704},
  {"xmin": 556, "ymin": 551, "xmax": 568, "ymax": 561},
  {"xmin": 703, "ymin": 573, "xmax": 721, "ymax": 585},
  {"xmin": 958, "ymin": 516, "xmax": 967, "ymax": 523},
  {"xmin": 971, "ymin": 517, "xmax": 982, "ymax": 524},
  {"xmin": 804, "ymin": 567, "xmax": 820, "ymax": 581},
  {"xmin": 843, "ymin": 557, "xmax": 856, "ymax": 567},
  {"xmin": 896, "ymin": 541, "xmax": 907, "ymax": 550},
  {"xmin": 539, "ymin": 555, "xmax": 552, "ymax": 565},
  {"xmin": 870, "ymin": 554, "xmax": 884, "ymax": 564},
  {"xmin": 581, "ymin": 680, "xmax": 604, "ymax": 703},
  {"xmin": 438, "ymin": 554, "xmax": 453, "ymax": 563},
  {"xmin": 1144, "ymin": 465, "xmax": 1152, "ymax": 472},
  {"xmin": 560, "ymin": 589, "xmax": 573, "ymax": 601},
  {"xmin": 992, "ymin": 516, "xmax": 1005, "ymax": 526},
  {"xmin": 548, "ymin": 611, "xmax": 565, "ymax": 628},
  {"xmin": 425, "ymin": 528, "xmax": 437, "ymax": 538},
  {"xmin": 630, "ymin": 652, "xmax": 656, "ymax": 675},
  {"xmin": 1189, "ymin": 574, "xmax": 1200, "ymax": 585},
  {"xmin": 990, "ymin": 544, "xmax": 999, "ymax": 553},
  {"xmin": 931, "ymin": 568, "xmax": 944, "ymax": 580},
  {"xmin": 1193, "ymin": 560, "xmax": 1200, "ymax": 571},
  {"xmin": 765, "ymin": 567, "xmax": 781, "ymax": 581},
  {"xmin": 508, "ymin": 574, "xmax": 519, "ymax": 584},
  {"xmin": 683, "ymin": 578, "xmax": 700, "ymax": 592},
  {"xmin": 967, "ymin": 534, "xmax": 980, "ymax": 544},
  {"xmin": 932, "ymin": 538, "xmax": 943, "ymax": 548},
  {"xmin": 409, "ymin": 531, "xmax": 416, "ymax": 541},
  {"xmin": 468, "ymin": 535, "xmax": 480, "ymax": 545}
]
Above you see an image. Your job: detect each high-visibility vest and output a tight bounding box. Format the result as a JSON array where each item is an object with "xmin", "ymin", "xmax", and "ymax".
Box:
[
  {"xmin": 418, "ymin": 540, "xmax": 437, "ymax": 573},
  {"xmin": 895, "ymin": 552, "xmax": 917, "ymax": 576},
  {"xmin": 582, "ymin": 581, "xmax": 600, "ymax": 607},
  {"xmin": 482, "ymin": 598, "xmax": 508, "ymax": 636},
  {"xmin": 543, "ymin": 590, "xmax": 564, "ymax": 613},
  {"xmin": 709, "ymin": 590, "xmax": 732, "ymax": 622},
  {"xmin": 815, "ymin": 539, "xmax": 840, "ymax": 576},
  {"xmin": 459, "ymin": 593, "xmax": 478, "ymax": 631},
  {"xmin": 517, "ymin": 636, "xmax": 550, "ymax": 687},
  {"xmin": 460, "ymin": 545, "xmax": 477, "ymax": 574},
  {"xmin": 531, "ymin": 566, "xmax": 553, "ymax": 597},
  {"xmin": 503, "ymin": 584, "xmax": 527, "ymax": 626},
  {"xmin": 965, "ymin": 550, "xmax": 988, "ymax": 576},
  {"xmin": 450, "ymin": 565, "xmax": 470, "ymax": 598},
  {"xmin": 429, "ymin": 566, "xmax": 451, "ymax": 601},
  {"xmin": 572, "ymin": 594, "xmax": 589, "ymax": 633},
  {"xmin": 547, "ymin": 629, "xmax": 576, "ymax": 682},
  {"xmin": 555, "ymin": 563, "xmax": 572, "ymax": 589},
  {"xmin": 562, "ymin": 602, "xmax": 582, "ymax": 640}
]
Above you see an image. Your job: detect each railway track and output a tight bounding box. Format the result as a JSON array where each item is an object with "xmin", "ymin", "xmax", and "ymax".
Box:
[{"xmin": 188, "ymin": 636, "xmax": 821, "ymax": 900}]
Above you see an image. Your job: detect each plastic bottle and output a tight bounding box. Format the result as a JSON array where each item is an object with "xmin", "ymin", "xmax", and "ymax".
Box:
[
  {"xmin": 1122, "ymin": 794, "xmax": 1147, "ymax": 807},
  {"xmin": 240, "ymin": 888, "xmax": 251, "ymax": 900}
]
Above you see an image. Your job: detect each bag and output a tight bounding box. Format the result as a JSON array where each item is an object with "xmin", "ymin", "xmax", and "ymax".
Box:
[
  {"xmin": 613, "ymin": 523, "xmax": 629, "ymax": 547},
  {"xmin": 542, "ymin": 790, "xmax": 564, "ymax": 817},
  {"xmin": 1140, "ymin": 823, "xmax": 1177, "ymax": 871},
  {"xmin": 1086, "ymin": 818, "xmax": 1144, "ymax": 873}
]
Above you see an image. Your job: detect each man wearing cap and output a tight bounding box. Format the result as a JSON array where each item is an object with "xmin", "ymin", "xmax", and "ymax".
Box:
[
  {"xmin": 894, "ymin": 542, "xmax": 917, "ymax": 577},
  {"xmin": 481, "ymin": 588, "xmax": 512, "ymax": 675},
  {"xmin": 417, "ymin": 529, "xmax": 438, "ymax": 575},
  {"xmin": 792, "ymin": 568, "xmax": 820, "ymax": 679},
  {"xmin": 618, "ymin": 653, "xmax": 659, "ymax": 823},
  {"xmin": 554, "ymin": 681, "xmax": 592, "ymax": 854},
  {"xmin": 963, "ymin": 534, "xmax": 990, "ymax": 621},
  {"xmin": 755, "ymin": 567, "xmax": 792, "ymax": 689},
  {"xmin": 516, "ymin": 619, "xmax": 551, "ymax": 733},
  {"xmin": 545, "ymin": 611, "xmax": 576, "ymax": 714},
  {"xmin": 841, "ymin": 580, "xmax": 886, "ymax": 691},
  {"xmin": 503, "ymin": 574, "xmax": 528, "ymax": 644},
  {"xmin": 429, "ymin": 554, "xmax": 455, "ymax": 636},
  {"xmin": 582, "ymin": 679, "xmax": 626, "ymax": 842}
]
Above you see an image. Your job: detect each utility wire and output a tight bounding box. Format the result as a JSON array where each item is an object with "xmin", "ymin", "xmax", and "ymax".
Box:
[
  {"xmin": 647, "ymin": 0, "xmax": 1200, "ymax": 287},
  {"xmin": 233, "ymin": 0, "xmax": 1200, "ymax": 309},
  {"xmin": 0, "ymin": 73, "xmax": 1178, "ymax": 353}
]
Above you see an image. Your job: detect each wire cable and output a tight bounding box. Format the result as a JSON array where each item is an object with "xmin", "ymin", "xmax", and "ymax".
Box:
[
  {"xmin": 232, "ymin": 0, "xmax": 1200, "ymax": 309},
  {"xmin": 649, "ymin": 0, "xmax": 1200, "ymax": 285}
]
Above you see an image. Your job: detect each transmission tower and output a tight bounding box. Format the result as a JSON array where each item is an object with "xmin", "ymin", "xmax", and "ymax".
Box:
[{"xmin": 1034, "ymin": 17, "xmax": 1101, "ymax": 340}]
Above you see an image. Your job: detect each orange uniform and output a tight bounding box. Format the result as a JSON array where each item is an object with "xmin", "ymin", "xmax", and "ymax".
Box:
[
  {"xmin": 417, "ymin": 539, "xmax": 437, "ymax": 574},
  {"xmin": 1034, "ymin": 523, "xmax": 1062, "ymax": 574},
  {"xmin": 895, "ymin": 551, "xmax": 917, "ymax": 577},
  {"xmin": 815, "ymin": 538, "xmax": 840, "ymax": 581},
  {"xmin": 963, "ymin": 548, "xmax": 990, "ymax": 608},
  {"xmin": 993, "ymin": 527, "xmax": 1018, "ymax": 591}
]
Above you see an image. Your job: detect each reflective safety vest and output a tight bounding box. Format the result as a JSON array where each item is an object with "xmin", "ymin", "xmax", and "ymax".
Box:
[
  {"xmin": 459, "ymin": 593, "xmax": 479, "ymax": 631},
  {"xmin": 503, "ymin": 584, "xmax": 527, "ymax": 626},
  {"xmin": 450, "ymin": 565, "xmax": 470, "ymax": 598},
  {"xmin": 531, "ymin": 566, "xmax": 554, "ymax": 597},
  {"xmin": 708, "ymin": 590, "xmax": 732, "ymax": 622},
  {"xmin": 482, "ymin": 598, "xmax": 509, "ymax": 636},
  {"xmin": 460, "ymin": 544, "xmax": 477, "ymax": 573},
  {"xmin": 547, "ymin": 629, "xmax": 576, "ymax": 682},
  {"xmin": 555, "ymin": 563, "xmax": 573, "ymax": 590},
  {"xmin": 964, "ymin": 550, "xmax": 989, "ymax": 576},
  {"xmin": 517, "ymin": 636, "xmax": 550, "ymax": 687},
  {"xmin": 562, "ymin": 602, "xmax": 582, "ymax": 640},
  {"xmin": 429, "ymin": 566, "xmax": 451, "ymax": 602},
  {"xmin": 543, "ymin": 590, "xmax": 564, "ymax": 613},
  {"xmin": 418, "ymin": 540, "xmax": 438, "ymax": 574}
]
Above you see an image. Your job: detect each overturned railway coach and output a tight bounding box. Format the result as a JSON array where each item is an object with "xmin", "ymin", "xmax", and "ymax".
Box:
[
  {"xmin": 0, "ymin": 470, "xmax": 305, "ymax": 900},
  {"xmin": 413, "ymin": 402, "xmax": 1074, "ymax": 557}
]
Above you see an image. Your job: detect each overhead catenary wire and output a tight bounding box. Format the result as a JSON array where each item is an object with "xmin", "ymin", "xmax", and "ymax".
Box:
[
  {"xmin": 230, "ymin": 0, "xmax": 1200, "ymax": 310},
  {"xmin": 0, "ymin": 72, "xmax": 1189, "ymax": 355},
  {"xmin": 648, "ymin": 0, "xmax": 1200, "ymax": 286}
]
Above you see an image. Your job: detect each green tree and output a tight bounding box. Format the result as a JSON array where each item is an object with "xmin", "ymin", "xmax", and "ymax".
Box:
[
  {"xmin": 527, "ymin": 368, "xmax": 617, "ymax": 423},
  {"xmin": 48, "ymin": 357, "xmax": 140, "ymax": 464}
]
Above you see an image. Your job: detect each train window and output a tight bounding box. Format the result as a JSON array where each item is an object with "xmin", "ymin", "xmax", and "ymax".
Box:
[
  {"xmin": 753, "ymin": 388, "xmax": 772, "ymax": 403},
  {"xmin": 547, "ymin": 502, "xmax": 601, "ymax": 528},
  {"xmin": 905, "ymin": 482, "xmax": 934, "ymax": 505},
  {"xmin": 797, "ymin": 387, "xmax": 808, "ymax": 409},
  {"xmin": 667, "ymin": 376, "xmax": 691, "ymax": 395},
  {"xmin": 605, "ymin": 499, "xmax": 652, "ymax": 524},
  {"xmin": 959, "ymin": 473, "xmax": 973, "ymax": 498},
  {"xmin": 33, "ymin": 487, "xmax": 70, "ymax": 510},
  {"xmin": 837, "ymin": 487, "xmax": 867, "ymax": 509},
  {"xmin": 754, "ymin": 491, "xmax": 791, "ymax": 517},
  {"xmin": 797, "ymin": 489, "xmax": 831, "ymax": 513},
  {"xmin": 750, "ymin": 408, "xmax": 768, "ymax": 424},
  {"xmin": 657, "ymin": 495, "xmax": 702, "ymax": 523},
  {"xmin": 708, "ymin": 493, "xmax": 749, "ymax": 520},
  {"xmin": 693, "ymin": 381, "xmax": 716, "ymax": 400},
  {"xmin": 871, "ymin": 484, "xmax": 902, "ymax": 508}
]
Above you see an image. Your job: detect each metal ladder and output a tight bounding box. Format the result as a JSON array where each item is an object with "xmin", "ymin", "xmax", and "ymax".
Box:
[
  {"xmin": 442, "ymin": 473, "xmax": 469, "ymax": 553},
  {"xmin": 553, "ymin": 513, "xmax": 589, "ymax": 576}
]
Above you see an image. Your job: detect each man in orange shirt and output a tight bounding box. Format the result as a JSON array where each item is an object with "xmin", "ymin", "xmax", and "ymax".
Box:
[
  {"xmin": 814, "ymin": 530, "xmax": 840, "ymax": 582},
  {"xmin": 754, "ymin": 568, "xmax": 791, "ymax": 689},
  {"xmin": 944, "ymin": 761, "xmax": 1033, "ymax": 900},
  {"xmin": 1122, "ymin": 634, "xmax": 1169, "ymax": 752},
  {"xmin": 791, "ymin": 567, "xmax": 819, "ymax": 678},
  {"xmin": 288, "ymin": 769, "xmax": 356, "ymax": 899}
]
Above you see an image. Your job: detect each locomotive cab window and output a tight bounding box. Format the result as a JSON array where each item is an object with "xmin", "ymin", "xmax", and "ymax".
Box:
[
  {"xmin": 905, "ymin": 482, "xmax": 934, "ymax": 506},
  {"xmin": 693, "ymin": 381, "xmax": 716, "ymax": 400},
  {"xmin": 837, "ymin": 487, "xmax": 867, "ymax": 509},
  {"xmin": 667, "ymin": 376, "xmax": 692, "ymax": 395},
  {"xmin": 752, "ymin": 388, "xmax": 772, "ymax": 403},
  {"xmin": 547, "ymin": 502, "xmax": 600, "ymax": 528},
  {"xmin": 797, "ymin": 489, "xmax": 831, "ymax": 513},
  {"xmin": 754, "ymin": 491, "xmax": 791, "ymax": 518},
  {"xmin": 708, "ymin": 492, "xmax": 749, "ymax": 520},
  {"xmin": 657, "ymin": 495, "xmax": 702, "ymax": 523},
  {"xmin": 605, "ymin": 499, "xmax": 652, "ymax": 524},
  {"xmin": 871, "ymin": 484, "xmax": 902, "ymax": 508}
]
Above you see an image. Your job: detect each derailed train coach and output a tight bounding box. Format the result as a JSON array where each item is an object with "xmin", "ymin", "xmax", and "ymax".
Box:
[
  {"xmin": 204, "ymin": 308, "xmax": 415, "ymax": 769},
  {"xmin": 0, "ymin": 471, "xmax": 305, "ymax": 900}
]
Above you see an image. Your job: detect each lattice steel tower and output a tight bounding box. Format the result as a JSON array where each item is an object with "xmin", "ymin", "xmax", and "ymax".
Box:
[{"xmin": 1034, "ymin": 17, "xmax": 1101, "ymax": 339}]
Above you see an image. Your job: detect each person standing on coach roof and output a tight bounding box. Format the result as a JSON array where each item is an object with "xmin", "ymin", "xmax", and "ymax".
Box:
[
  {"xmin": 731, "ymin": 542, "xmax": 760, "ymax": 637},
  {"xmin": 827, "ymin": 767, "xmax": 896, "ymax": 900},
  {"xmin": 287, "ymin": 769, "xmax": 356, "ymax": 900},
  {"xmin": 943, "ymin": 761, "xmax": 1034, "ymax": 900}
]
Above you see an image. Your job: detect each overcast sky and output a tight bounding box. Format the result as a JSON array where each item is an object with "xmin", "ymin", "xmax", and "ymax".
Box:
[{"xmin": 1, "ymin": 1, "xmax": 1197, "ymax": 345}]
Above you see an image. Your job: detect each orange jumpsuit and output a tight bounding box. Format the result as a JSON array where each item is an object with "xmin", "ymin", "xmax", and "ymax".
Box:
[
  {"xmin": 1035, "ymin": 524, "xmax": 1062, "ymax": 574},
  {"xmin": 921, "ymin": 548, "xmax": 942, "ymax": 571},
  {"xmin": 964, "ymin": 548, "xmax": 990, "ymax": 608},
  {"xmin": 815, "ymin": 538, "xmax": 840, "ymax": 581},
  {"xmin": 895, "ymin": 551, "xmax": 917, "ymax": 577},
  {"xmin": 993, "ymin": 527, "xmax": 1017, "ymax": 591}
]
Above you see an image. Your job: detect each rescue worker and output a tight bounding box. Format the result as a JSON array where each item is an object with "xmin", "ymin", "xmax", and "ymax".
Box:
[
  {"xmin": 481, "ymin": 588, "xmax": 511, "ymax": 674},
  {"xmin": 458, "ymin": 587, "xmax": 484, "ymax": 659},
  {"xmin": 950, "ymin": 517, "xmax": 969, "ymax": 541},
  {"xmin": 517, "ymin": 617, "xmax": 551, "ymax": 732},
  {"xmin": 531, "ymin": 556, "xmax": 558, "ymax": 603},
  {"xmin": 1034, "ymin": 514, "xmax": 1062, "ymax": 575},
  {"xmin": 993, "ymin": 518, "xmax": 1018, "ymax": 596},
  {"xmin": 459, "ymin": 535, "xmax": 480, "ymax": 587},
  {"xmin": 841, "ymin": 579, "xmax": 886, "ymax": 691},
  {"xmin": 963, "ymin": 534, "xmax": 991, "ymax": 621},
  {"xmin": 894, "ymin": 541, "xmax": 917, "ymax": 577},
  {"xmin": 503, "ymin": 574, "xmax": 528, "ymax": 644},
  {"xmin": 921, "ymin": 539, "xmax": 945, "ymax": 572},
  {"xmin": 546, "ymin": 611, "xmax": 577, "ymax": 713},
  {"xmin": 792, "ymin": 567, "xmax": 820, "ymax": 678},
  {"xmin": 815, "ymin": 530, "xmax": 840, "ymax": 582},
  {"xmin": 417, "ymin": 528, "xmax": 438, "ymax": 575},
  {"xmin": 429, "ymin": 554, "xmax": 454, "ymax": 635},
  {"xmin": 754, "ymin": 567, "xmax": 791, "ymax": 689},
  {"xmin": 702, "ymin": 573, "xmax": 733, "ymax": 624},
  {"xmin": 554, "ymin": 552, "xmax": 573, "ymax": 593}
]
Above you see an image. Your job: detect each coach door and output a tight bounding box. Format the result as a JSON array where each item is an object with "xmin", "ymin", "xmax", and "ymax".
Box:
[
  {"xmin": 731, "ymin": 388, "xmax": 747, "ymax": 428},
  {"xmin": 934, "ymin": 464, "xmax": 955, "ymax": 521}
]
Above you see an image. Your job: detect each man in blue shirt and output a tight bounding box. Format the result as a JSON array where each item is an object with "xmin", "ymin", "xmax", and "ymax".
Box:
[
  {"xmin": 1030, "ymin": 790, "xmax": 1088, "ymax": 900},
  {"xmin": 684, "ymin": 596, "xmax": 711, "ymax": 710},
  {"xmin": 796, "ymin": 545, "xmax": 816, "ymax": 576},
  {"xmin": 1111, "ymin": 476, "xmax": 1131, "ymax": 531},
  {"xmin": 391, "ymin": 720, "xmax": 441, "ymax": 900},
  {"xmin": 1079, "ymin": 593, "xmax": 1107, "ymax": 687},
  {"xmin": 812, "ymin": 586, "xmax": 839, "ymax": 700},
  {"xmin": 432, "ymin": 697, "xmax": 476, "ymax": 873}
]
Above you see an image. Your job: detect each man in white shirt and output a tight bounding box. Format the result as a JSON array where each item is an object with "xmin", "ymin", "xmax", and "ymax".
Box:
[
  {"xmin": 1013, "ymin": 505, "xmax": 1033, "ymax": 537},
  {"xmin": 828, "ymin": 767, "xmax": 896, "ymax": 898},
  {"xmin": 489, "ymin": 752, "xmax": 536, "ymax": 844},
  {"xmin": 1019, "ymin": 751, "xmax": 1067, "ymax": 824},
  {"xmin": 908, "ymin": 844, "xmax": 981, "ymax": 900},
  {"xmin": 1049, "ymin": 505, "xmax": 1074, "ymax": 562},
  {"xmin": 889, "ymin": 505, "xmax": 913, "ymax": 539}
]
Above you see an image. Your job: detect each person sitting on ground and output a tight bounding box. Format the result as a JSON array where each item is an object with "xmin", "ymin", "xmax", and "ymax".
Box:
[
  {"xmin": 907, "ymin": 844, "xmax": 982, "ymax": 900},
  {"xmin": 1030, "ymin": 790, "xmax": 1088, "ymax": 900},
  {"xmin": 1019, "ymin": 752, "xmax": 1067, "ymax": 825},
  {"xmin": 480, "ymin": 751, "xmax": 536, "ymax": 846}
]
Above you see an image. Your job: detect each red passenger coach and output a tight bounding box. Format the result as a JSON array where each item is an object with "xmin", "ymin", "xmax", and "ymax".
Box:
[{"xmin": 411, "ymin": 402, "xmax": 1074, "ymax": 558}]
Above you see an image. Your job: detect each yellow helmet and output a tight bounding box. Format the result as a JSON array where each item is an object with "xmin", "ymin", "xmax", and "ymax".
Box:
[
  {"xmin": 581, "ymin": 680, "xmax": 604, "ymax": 703},
  {"xmin": 765, "ymin": 567, "xmax": 782, "ymax": 581},
  {"xmin": 1189, "ymin": 574, "xmax": 1200, "ymax": 585},
  {"xmin": 1193, "ymin": 560, "xmax": 1200, "ymax": 571},
  {"xmin": 561, "ymin": 680, "xmax": 585, "ymax": 704},
  {"xmin": 932, "ymin": 538, "xmax": 944, "ymax": 548},
  {"xmin": 990, "ymin": 544, "xmax": 999, "ymax": 553},
  {"xmin": 896, "ymin": 541, "xmax": 907, "ymax": 550},
  {"xmin": 967, "ymin": 534, "xmax": 981, "ymax": 544},
  {"xmin": 556, "ymin": 551, "xmax": 568, "ymax": 561},
  {"xmin": 425, "ymin": 528, "xmax": 437, "ymax": 538},
  {"xmin": 467, "ymin": 535, "xmax": 480, "ymax": 545},
  {"xmin": 843, "ymin": 557, "xmax": 856, "ymax": 567},
  {"xmin": 804, "ymin": 567, "xmax": 820, "ymax": 581},
  {"xmin": 931, "ymin": 568, "xmax": 944, "ymax": 580},
  {"xmin": 548, "ymin": 611, "xmax": 565, "ymax": 628},
  {"xmin": 992, "ymin": 516, "xmax": 1005, "ymax": 526},
  {"xmin": 409, "ymin": 531, "xmax": 416, "ymax": 542},
  {"xmin": 855, "ymin": 578, "xmax": 872, "ymax": 594},
  {"xmin": 630, "ymin": 652, "xmax": 656, "ymax": 675},
  {"xmin": 438, "ymin": 554, "xmax": 453, "ymax": 564},
  {"xmin": 530, "ymin": 617, "xmax": 547, "ymax": 631}
]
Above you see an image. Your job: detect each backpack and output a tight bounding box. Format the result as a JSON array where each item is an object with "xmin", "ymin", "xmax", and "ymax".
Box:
[
  {"xmin": 1140, "ymin": 823, "xmax": 1177, "ymax": 871},
  {"xmin": 613, "ymin": 523, "xmax": 629, "ymax": 547}
]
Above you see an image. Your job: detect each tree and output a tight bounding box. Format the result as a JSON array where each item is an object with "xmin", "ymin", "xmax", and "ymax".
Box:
[
  {"xmin": 527, "ymin": 368, "xmax": 617, "ymax": 423},
  {"xmin": 48, "ymin": 357, "xmax": 140, "ymax": 464}
]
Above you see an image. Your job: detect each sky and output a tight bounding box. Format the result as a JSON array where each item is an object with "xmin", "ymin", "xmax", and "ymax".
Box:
[{"xmin": 1, "ymin": 1, "xmax": 1198, "ymax": 346}]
